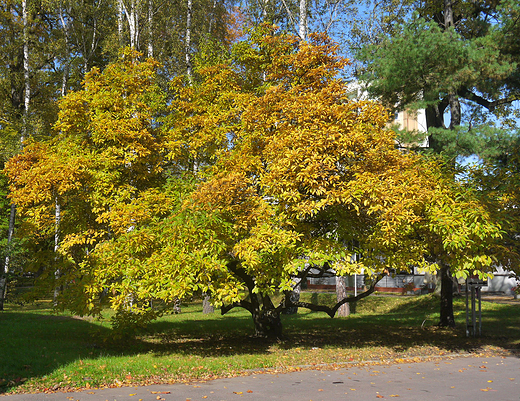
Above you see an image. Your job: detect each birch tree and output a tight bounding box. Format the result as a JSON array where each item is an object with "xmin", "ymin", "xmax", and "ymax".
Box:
[{"xmin": 0, "ymin": 0, "xmax": 31, "ymax": 310}]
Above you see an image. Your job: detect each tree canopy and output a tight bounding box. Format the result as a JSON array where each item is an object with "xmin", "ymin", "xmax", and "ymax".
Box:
[{"xmin": 5, "ymin": 28, "xmax": 508, "ymax": 336}]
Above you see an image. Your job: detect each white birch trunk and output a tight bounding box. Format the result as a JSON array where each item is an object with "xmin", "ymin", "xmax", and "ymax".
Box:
[
  {"xmin": 22, "ymin": 0, "xmax": 30, "ymax": 142},
  {"xmin": 208, "ymin": 0, "xmax": 217, "ymax": 34},
  {"xmin": 120, "ymin": 0, "xmax": 140, "ymax": 49},
  {"xmin": 53, "ymin": 198, "xmax": 61, "ymax": 305},
  {"xmin": 185, "ymin": 0, "xmax": 193, "ymax": 81},
  {"xmin": 299, "ymin": 0, "xmax": 308, "ymax": 40},
  {"xmin": 1, "ymin": 0, "xmax": 32, "ymax": 309},
  {"xmin": 147, "ymin": 0, "xmax": 153, "ymax": 57},
  {"xmin": 132, "ymin": 0, "xmax": 139, "ymax": 49}
]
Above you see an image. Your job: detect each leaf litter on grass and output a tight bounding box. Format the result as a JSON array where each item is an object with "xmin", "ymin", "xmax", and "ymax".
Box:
[{"xmin": 3, "ymin": 296, "xmax": 520, "ymax": 394}]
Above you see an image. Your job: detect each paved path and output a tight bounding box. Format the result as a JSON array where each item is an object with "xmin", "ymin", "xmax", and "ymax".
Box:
[{"xmin": 2, "ymin": 356, "xmax": 520, "ymax": 401}]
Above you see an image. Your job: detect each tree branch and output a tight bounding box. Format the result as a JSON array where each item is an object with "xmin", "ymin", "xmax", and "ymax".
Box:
[
  {"xmin": 459, "ymin": 88, "xmax": 518, "ymax": 112},
  {"xmin": 329, "ymin": 273, "xmax": 385, "ymax": 316},
  {"xmin": 221, "ymin": 299, "xmax": 252, "ymax": 315},
  {"xmin": 277, "ymin": 273, "xmax": 387, "ymax": 317}
]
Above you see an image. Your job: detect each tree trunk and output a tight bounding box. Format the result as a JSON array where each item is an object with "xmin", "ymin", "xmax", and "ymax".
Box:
[
  {"xmin": 1, "ymin": 0, "xmax": 31, "ymax": 310},
  {"xmin": 208, "ymin": 0, "xmax": 217, "ymax": 34},
  {"xmin": 251, "ymin": 307, "xmax": 283, "ymax": 339},
  {"xmin": 444, "ymin": 0, "xmax": 454, "ymax": 29},
  {"xmin": 335, "ymin": 276, "xmax": 350, "ymax": 317},
  {"xmin": 299, "ymin": 0, "xmax": 307, "ymax": 40},
  {"xmin": 58, "ymin": 3, "xmax": 71, "ymax": 97},
  {"xmin": 202, "ymin": 293, "xmax": 214, "ymax": 314},
  {"xmin": 147, "ymin": 0, "xmax": 153, "ymax": 57},
  {"xmin": 118, "ymin": 0, "xmax": 124, "ymax": 45},
  {"xmin": 0, "ymin": 204, "xmax": 16, "ymax": 311},
  {"xmin": 438, "ymin": 263, "xmax": 456, "ymax": 327},
  {"xmin": 283, "ymin": 280, "xmax": 300, "ymax": 314},
  {"xmin": 173, "ymin": 297, "xmax": 181, "ymax": 313},
  {"xmin": 120, "ymin": 0, "xmax": 140, "ymax": 49},
  {"xmin": 53, "ymin": 197, "xmax": 61, "ymax": 305},
  {"xmin": 185, "ymin": 0, "xmax": 193, "ymax": 81},
  {"xmin": 22, "ymin": 0, "xmax": 30, "ymax": 143}
]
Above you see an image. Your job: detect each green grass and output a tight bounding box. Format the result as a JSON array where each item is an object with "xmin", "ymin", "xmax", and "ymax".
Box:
[{"xmin": 1, "ymin": 293, "xmax": 519, "ymax": 394}]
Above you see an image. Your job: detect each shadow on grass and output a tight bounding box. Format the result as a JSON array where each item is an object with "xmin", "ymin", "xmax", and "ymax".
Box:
[
  {"xmin": 1, "ymin": 295, "xmax": 519, "ymax": 393},
  {"xmin": 1, "ymin": 311, "xmax": 113, "ymax": 393}
]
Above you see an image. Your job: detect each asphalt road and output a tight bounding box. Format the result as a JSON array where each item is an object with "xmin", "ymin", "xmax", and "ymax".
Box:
[{"xmin": 2, "ymin": 355, "xmax": 519, "ymax": 401}]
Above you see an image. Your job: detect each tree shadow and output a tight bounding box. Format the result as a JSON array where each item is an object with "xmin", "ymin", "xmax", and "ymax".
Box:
[
  {"xmin": 2, "ymin": 297, "xmax": 519, "ymax": 393},
  {"xmin": 1, "ymin": 311, "xmax": 113, "ymax": 393}
]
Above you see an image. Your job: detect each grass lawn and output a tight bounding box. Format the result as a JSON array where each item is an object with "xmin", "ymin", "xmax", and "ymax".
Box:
[{"xmin": 1, "ymin": 293, "xmax": 519, "ymax": 394}]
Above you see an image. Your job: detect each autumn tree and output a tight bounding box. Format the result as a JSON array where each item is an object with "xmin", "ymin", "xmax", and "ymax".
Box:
[
  {"xmin": 8, "ymin": 28, "xmax": 497, "ymax": 337},
  {"xmin": 5, "ymin": 48, "xmax": 169, "ymax": 308}
]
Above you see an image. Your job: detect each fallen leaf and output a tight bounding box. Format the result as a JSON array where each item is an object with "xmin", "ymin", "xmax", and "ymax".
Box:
[
  {"xmin": 487, "ymin": 380, "xmax": 493, "ymax": 383},
  {"xmin": 318, "ymin": 389, "xmax": 323, "ymax": 391},
  {"xmin": 233, "ymin": 391, "xmax": 243, "ymax": 395},
  {"xmin": 390, "ymin": 395, "xmax": 400, "ymax": 397},
  {"xmin": 376, "ymin": 395, "xmax": 384, "ymax": 398}
]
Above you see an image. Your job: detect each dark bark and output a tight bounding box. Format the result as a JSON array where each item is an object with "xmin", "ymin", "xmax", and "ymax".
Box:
[
  {"xmin": 222, "ymin": 260, "xmax": 384, "ymax": 338},
  {"xmin": 224, "ymin": 261, "xmax": 283, "ymax": 338},
  {"xmin": 458, "ymin": 87, "xmax": 516, "ymax": 113},
  {"xmin": 425, "ymin": 104, "xmax": 447, "ymax": 153},
  {"xmin": 448, "ymin": 93, "xmax": 461, "ymax": 128},
  {"xmin": 251, "ymin": 307, "xmax": 283, "ymax": 338},
  {"xmin": 283, "ymin": 281, "xmax": 300, "ymax": 315},
  {"xmin": 0, "ymin": 204, "xmax": 16, "ymax": 311},
  {"xmin": 438, "ymin": 263, "xmax": 456, "ymax": 327}
]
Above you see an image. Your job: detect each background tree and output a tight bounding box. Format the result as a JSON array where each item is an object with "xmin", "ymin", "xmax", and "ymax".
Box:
[
  {"xmin": 0, "ymin": 0, "xmax": 235, "ymax": 307},
  {"xmin": 5, "ymin": 49, "xmax": 168, "ymax": 308},
  {"xmin": 352, "ymin": 0, "xmax": 520, "ymax": 326}
]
